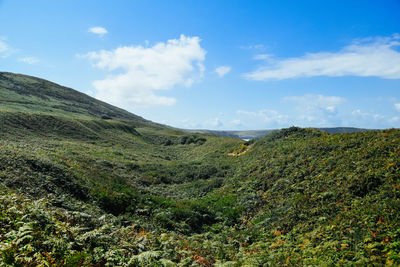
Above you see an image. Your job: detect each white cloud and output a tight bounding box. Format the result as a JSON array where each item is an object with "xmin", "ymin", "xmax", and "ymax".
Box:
[
  {"xmin": 389, "ymin": 116, "xmax": 400, "ymax": 123},
  {"xmin": 351, "ymin": 109, "xmax": 368, "ymax": 118},
  {"xmin": 0, "ymin": 40, "xmax": 8, "ymax": 53},
  {"xmin": 253, "ymin": 54, "xmax": 272, "ymax": 60},
  {"xmin": 210, "ymin": 117, "xmax": 223, "ymax": 128},
  {"xmin": 0, "ymin": 37, "xmax": 12, "ymax": 57},
  {"xmin": 284, "ymin": 94, "xmax": 345, "ymax": 126},
  {"xmin": 245, "ymin": 34, "xmax": 400, "ymax": 80},
  {"xmin": 240, "ymin": 44, "xmax": 265, "ymax": 50},
  {"xmin": 18, "ymin": 56, "xmax": 39, "ymax": 64},
  {"xmin": 237, "ymin": 109, "xmax": 289, "ymax": 126},
  {"xmin": 284, "ymin": 94, "xmax": 345, "ymax": 113},
  {"xmin": 172, "ymin": 119, "xmax": 199, "ymax": 129},
  {"xmin": 84, "ymin": 35, "xmax": 206, "ymax": 107},
  {"xmin": 179, "ymin": 116, "xmax": 224, "ymax": 130},
  {"xmin": 215, "ymin": 66, "xmax": 231, "ymax": 77},
  {"xmin": 350, "ymin": 109, "xmax": 400, "ymax": 128},
  {"xmin": 231, "ymin": 119, "xmax": 242, "ymax": 126},
  {"xmin": 352, "ymin": 109, "xmax": 384, "ymax": 120},
  {"xmin": 88, "ymin": 27, "xmax": 108, "ymax": 36},
  {"xmin": 395, "ymin": 103, "xmax": 400, "ymax": 112}
]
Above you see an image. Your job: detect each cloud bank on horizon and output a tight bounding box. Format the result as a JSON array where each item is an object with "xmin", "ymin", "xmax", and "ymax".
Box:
[{"xmin": 236, "ymin": 94, "xmax": 345, "ymax": 128}]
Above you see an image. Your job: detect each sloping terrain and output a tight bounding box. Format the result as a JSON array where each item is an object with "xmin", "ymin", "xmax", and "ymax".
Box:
[
  {"xmin": 0, "ymin": 72, "xmax": 145, "ymax": 121},
  {"xmin": 1, "ymin": 72, "xmax": 400, "ymax": 266}
]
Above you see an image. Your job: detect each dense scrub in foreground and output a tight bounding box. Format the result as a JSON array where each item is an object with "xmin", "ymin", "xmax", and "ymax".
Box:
[
  {"xmin": 1, "ymin": 73, "xmax": 400, "ymax": 266},
  {"xmin": 2, "ymin": 126, "xmax": 400, "ymax": 266}
]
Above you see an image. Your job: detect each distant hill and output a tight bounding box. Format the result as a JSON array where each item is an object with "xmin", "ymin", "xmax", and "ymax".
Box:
[
  {"xmin": 318, "ymin": 127, "xmax": 372, "ymax": 134},
  {"xmin": 183, "ymin": 129, "xmax": 273, "ymax": 140},
  {"xmin": 184, "ymin": 127, "xmax": 372, "ymax": 140}
]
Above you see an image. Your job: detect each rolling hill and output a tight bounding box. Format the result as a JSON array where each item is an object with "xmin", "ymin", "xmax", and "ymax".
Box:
[
  {"xmin": 0, "ymin": 72, "xmax": 145, "ymax": 120},
  {"xmin": 1, "ymin": 72, "xmax": 400, "ymax": 266}
]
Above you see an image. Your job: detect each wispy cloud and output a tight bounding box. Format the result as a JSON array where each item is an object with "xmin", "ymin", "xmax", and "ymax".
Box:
[
  {"xmin": 0, "ymin": 37, "xmax": 12, "ymax": 57},
  {"xmin": 352, "ymin": 109, "xmax": 383, "ymax": 120},
  {"xmin": 88, "ymin": 26, "xmax": 108, "ymax": 36},
  {"xmin": 215, "ymin": 66, "xmax": 231, "ymax": 77},
  {"xmin": 389, "ymin": 116, "xmax": 400, "ymax": 123},
  {"xmin": 237, "ymin": 109, "xmax": 289, "ymax": 127},
  {"xmin": 231, "ymin": 119, "xmax": 242, "ymax": 127},
  {"xmin": 253, "ymin": 54, "xmax": 272, "ymax": 60},
  {"xmin": 235, "ymin": 95, "xmax": 345, "ymax": 128},
  {"xmin": 83, "ymin": 35, "xmax": 206, "ymax": 107},
  {"xmin": 0, "ymin": 40, "xmax": 8, "ymax": 53},
  {"xmin": 351, "ymin": 110, "xmax": 385, "ymax": 128},
  {"xmin": 245, "ymin": 34, "xmax": 400, "ymax": 80},
  {"xmin": 240, "ymin": 44, "xmax": 265, "ymax": 50},
  {"xmin": 395, "ymin": 103, "xmax": 400, "ymax": 112},
  {"xmin": 18, "ymin": 56, "xmax": 39, "ymax": 64},
  {"xmin": 284, "ymin": 94, "xmax": 345, "ymax": 113},
  {"xmin": 283, "ymin": 94, "xmax": 345, "ymax": 126},
  {"xmin": 209, "ymin": 117, "xmax": 223, "ymax": 128}
]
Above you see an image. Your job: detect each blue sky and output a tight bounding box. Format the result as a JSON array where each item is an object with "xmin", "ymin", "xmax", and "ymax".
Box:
[{"xmin": 0, "ymin": 0, "xmax": 400, "ymax": 130}]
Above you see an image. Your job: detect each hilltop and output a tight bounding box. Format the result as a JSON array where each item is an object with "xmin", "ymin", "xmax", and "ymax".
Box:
[{"xmin": 0, "ymin": 72, "xmax": 400, "ymax": 266}]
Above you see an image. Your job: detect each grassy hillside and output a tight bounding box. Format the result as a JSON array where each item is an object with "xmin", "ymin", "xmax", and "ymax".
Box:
[
  {"xmin": 0, "ymin": 72, "xmax": 146, "ymax": 121},
  {"xmin": 1, "ymin": 72, "xmax": 400, "ymax": 266},
  {"xmin": 227, "ymin": 127, "xmax": 400, "ymax": 265}
]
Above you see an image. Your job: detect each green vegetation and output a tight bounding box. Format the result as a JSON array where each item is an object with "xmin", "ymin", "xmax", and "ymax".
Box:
[
  {"xmin": 1, "ymin": 72, "xmax": 400, "ymax": 266},
  {"xmin": 185, "ymin": 127, "xmax": 371, "ymax": 140}
]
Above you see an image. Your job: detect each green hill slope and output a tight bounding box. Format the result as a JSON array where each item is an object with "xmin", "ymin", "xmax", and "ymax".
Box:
[
  {"xmin": 0, "ymin": 72, "xmax": 145, "ymax": 120},
  {"xmin": 225, "ymin": 127, "xmax": 400, "ymax": 265},
  {"xmin": 1, "ymin": 73, "xmax": 400, "ymax": 266}
]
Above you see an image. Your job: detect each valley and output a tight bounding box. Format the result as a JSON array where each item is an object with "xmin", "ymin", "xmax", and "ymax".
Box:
[{"xmin": 1, "ymin": 72, "xmax": 400, "ymax": 266}]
